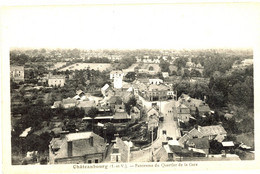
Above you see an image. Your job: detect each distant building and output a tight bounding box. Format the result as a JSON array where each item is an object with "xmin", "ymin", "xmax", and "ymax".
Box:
[
  {"xmin": 62, "ymin": 98, "xmax": 79, "ymax": 109},
  {"xmin": 149, "ymin": 79, "xmax": 163, "ymax": 85},
  {"xmin": 162, "ymin": 72, "xmax": 169, "ymax": 78},
  {"xmin": 179, "ymin": 94, "xmax": 211, "ymax": 116},
  {"xmin": 177, "ymin": 104, "xmax": 192, "ymax": 122},
  {"xmin": 49, "ymin": 132, "xmax": 107, "ymax": 164},
  {"xmin": 110, "ymin": 70, "xmax": 124, "ymax": 89},
  {"xmin": 147, "ymin": 107, "xmax": 160, "ymax": 118},
  {"xmin": 10, "ymin": 66, "xmax": 24, "ymax": 82},
  {"xmin": 48, "ymin": 75, "xmax": 66, "ymax": 87},
  {"xmin": 140, "ymin": 83, "xmax": 172, "ymax": 101}
]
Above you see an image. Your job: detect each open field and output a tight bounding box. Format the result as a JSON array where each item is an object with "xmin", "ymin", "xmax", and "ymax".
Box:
[{"xmin": 58, "ymin": 63, "xmax": 112, "ymax": 72}]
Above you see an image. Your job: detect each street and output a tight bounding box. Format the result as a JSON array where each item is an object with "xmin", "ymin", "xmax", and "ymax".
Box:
[{"xmin": 130, "ymin": 95, "xmax": 181, "ymax": 162}]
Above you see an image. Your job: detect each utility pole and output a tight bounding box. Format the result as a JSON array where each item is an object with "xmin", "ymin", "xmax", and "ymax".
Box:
[
  {"xmin": 127, "ymin": 140, "xmax": 130, "ymax": 163},
  {"xmin": 151, "ymin": 127, "xmax": 154, "ymax": 162}
]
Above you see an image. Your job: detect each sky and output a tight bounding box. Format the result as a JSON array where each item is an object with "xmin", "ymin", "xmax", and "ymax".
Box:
[{"xmin": 1, "ymin": 2, "xmax": 260, "ymax": 49}]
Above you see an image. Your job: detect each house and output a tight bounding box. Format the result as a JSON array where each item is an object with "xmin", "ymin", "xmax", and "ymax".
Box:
[
  {"xmin": 48, "ymin": 75, "xmax": 66, "ymax": 87},
  {"xmin": 122, "ymin": 81, "xmax": 132, "ymax": 91},
  {"xmin": 105, "ymin": 137, "xmax": 130, "ymax": 163},
  {"xmin": 149, "ymin": 79, "xmax": 163, "ymax": 85},
  {"xmin": 241, "ymin": 59, "xmax": 253, "ymax": 67},
  {"xmin": 177, "ymin": 104, "xmax": 192, "ymax": 122},
  {"xmin": 147, "ymin": 107, "xmax": 160, "ymax": 117},
  {"xmin": 162, "ymin": 72, "xmax": 169, "ymax": 78},
  {"xmin": 178, "ymin": 125, "xmax": 227, "ymax": 147},
  {"xmin": 110, "ymin": 70, "xmax": 124, "ymax": 89},
  {"xmin": 77, "ymin": 100, "xmax": 96, "ymax": 114},
  {"xmin": 49, "ymin": 132, "xmax": 107, "ymax": 164},
  {"xmin": 113, "ymin": 109, "xmax": 131, "ymax": 123},
  {"xmin": 101, "ymin": 84, "xmax": 109, "ymax": 96},
  {"xmin": 76, "ymin": 90, "xmax": 85, "ymax": 97},
  {"xmin": 62, "ymin": 98, "xmax": 79, "ymax": 109},
  {"xmin": 186, "ymin": 137, "xmax": 210, "ymax": 155},
  {"xmin": 179, "ymin": 94, "xmax": 211, "ymax": 115},
  {"xmin": 108, "ymin": 96, "xmax": 123, "ymax": 109},
  {"xmin": 148, "ymin": 115, "xmax": 159, "ymax": 130},
  {"xmin": 153, "ymin": 145, "xmax": 174, "ymax": 162},
  {"xmin": 51, "ymin": 101, "xmax": 62, "ymax": 109},
  {"xmin": 110, "ymin": 70, "xmax": 124, "ymax": 79},
  {"xmin": 10, "ymin": 66, "xmax": 24, "ymax": 82},
  {"xmin": 197, "ymin": 125, "xmax": 227, "ymax": 140},
  {"xmin": 221, "ymin": 141, "xmax": 235, "ymax": 153},
  {"xmin": 140, "ymin": 83, "xmax": 172, "ymax": 101}
]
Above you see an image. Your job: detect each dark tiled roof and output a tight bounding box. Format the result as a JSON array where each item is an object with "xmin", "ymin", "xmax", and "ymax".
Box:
[{"xmin": 186, "ymin": 137, "xmax": 210, "ymax": 149}]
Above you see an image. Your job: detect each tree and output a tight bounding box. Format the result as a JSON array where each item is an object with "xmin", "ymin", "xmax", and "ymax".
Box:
[
  {"xmin": 87, "ymin": 107, "xmax": 99, "ymax": 131},
  {"xmin": 182, "ymin": 69, "xmax": 190, "ymax": 78},
  {"xmin": 190, "ymin": 69, "xmax": 202, "ymax": 77},
  {"xmin": 174, "ymin": 57, "xmax": 188, "ymax": 70},
  {"xmin": 159, "ymin": 60, "xmax": 170, "ymax": 72},
  {"xmin": 125, "ymin": 72, "xmax": 136, "ymax": 82},
  {"xmin": 125, "ymin": 97, "xmax": 137, "ymax": 114},
  {"xmin": 210, "ymin": 140, "xmax": 223, "ymax": 154}
]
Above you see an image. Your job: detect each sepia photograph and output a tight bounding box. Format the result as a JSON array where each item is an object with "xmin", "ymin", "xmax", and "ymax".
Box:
[{"xmin": 1, "ymin": 0, "xmax": 260, "ymax": 173}]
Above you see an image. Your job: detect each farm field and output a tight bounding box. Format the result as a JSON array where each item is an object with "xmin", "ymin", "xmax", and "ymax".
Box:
[{"xmin": 58, "ymin": 63, "xmax": 112, "ymax": 72}]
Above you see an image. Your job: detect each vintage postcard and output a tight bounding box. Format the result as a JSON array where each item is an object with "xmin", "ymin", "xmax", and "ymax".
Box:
[{"xmin": 1, "ymin": 0, "xmax": 260, "ymax": 174}]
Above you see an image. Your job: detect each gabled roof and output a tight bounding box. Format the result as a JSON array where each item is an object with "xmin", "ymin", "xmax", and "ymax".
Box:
[
  {"xmin": 222, "ymin": 141, "xmax": 235, "ymax": 147},
  {"xmin": 112, "ymin": 137, "xmax": 129, "ymax": 162},
  {"xmin": 101, "ymin": 84, "xmax": 110, "ymax": 91},
  {"xmin": 66, "ymin": 132, "xmax": 93, "ymax": 141},
  {"xmin": 148, "ymin": 83, "xmax": 170, "ymax": 91},
  {"xmin": 186, "ymin": 137, "xmax": 210, "ymax": 149},
  {"xmin": 198, "ymin": 104, "xmax": 211, "ymax": 113},
  {"xmin": 62, "ymin": 98, "xmax": 78, "ymax": 104},
  {"xmin": 77, "ymin": 100, "xmax": 96, "ymax": 108},
  {"xmin": 177, "ymin": 104, "xmax": 189, "ymax": 109},
  {"xmin": 122, "ymin": 82, "xmax": 132, "ymax": 89},
  {"xmin": 76, "ymin": 90, "xmax": 84, "ymax": 95},
  {"xmin": 108, "ymin": 96, "xmax": 123, "ymax": 105},
  {"xmin": 48, "ymin": 75, "xmax": 65, "ymax": 79},
  {"xmin": 147, "ymin": 107, "xmax": 159, "ymax": 115},
  {"xmin": 178, "ymin": 128, "xmax": 204, "ymax": 146},
  {"xmin": 19, "ymin": 127, "xmax": 32, "ymax": 138},
  {"xmin": 198, "ymin": 125, "xmax": 227, "ymax": 136},
  {"xmin": 113, "ymin": 111, "xmax": 130, "ymax": 120},
  {"xmin": 214, "ymin": 134, "xmax": 226, "ymax": 142},
  {"xmin": 110, "ymin": 70, "xmax": 124, "ymax": 74},
  {"xmin": 131, "ymin": 106, "xmax": 140, "ymax": 113},
  {"xmin": 51, "ymin": 132, "xmax": 106, "ymax": 159}
]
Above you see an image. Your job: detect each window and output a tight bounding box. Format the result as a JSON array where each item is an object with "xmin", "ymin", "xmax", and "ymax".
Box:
[
  {"xmin": 113, "ymin": 148, "xmax": 119, "ymax": 154},
  {"xmin": 95, "ymin": 159, "xmax": 98, "ymax": 163},
  {"xmin": 88, "ymin": 160, "xmax": 92, "ymax": 164}
]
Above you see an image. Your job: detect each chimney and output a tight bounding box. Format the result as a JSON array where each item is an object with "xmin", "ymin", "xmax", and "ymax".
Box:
[
  {"xmin": 67, "ymin": 141, "xmax": 72, "ymax": 157},
  {"xmin": 103, "ymin": 127, "xmax": 107, "ymax": 143}
]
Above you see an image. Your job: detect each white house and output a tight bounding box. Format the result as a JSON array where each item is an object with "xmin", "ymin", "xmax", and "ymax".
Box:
[
  {"xmin": 48, "ymin": 75, "xmax": 66, "ymax": 87},
  {"xmin": 110, "ymin": 70, "xmax": 124, "ymax": 89},
  {"xmin": 10, "ymin": 66, "xmax": 24, "ymax": 82}
]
